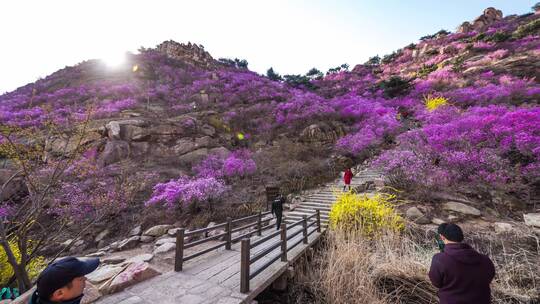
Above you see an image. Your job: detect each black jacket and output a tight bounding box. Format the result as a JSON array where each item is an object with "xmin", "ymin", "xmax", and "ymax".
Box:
[{"xmin": 271, "ymin": 196, "xmax": 284, "ymax": 215}]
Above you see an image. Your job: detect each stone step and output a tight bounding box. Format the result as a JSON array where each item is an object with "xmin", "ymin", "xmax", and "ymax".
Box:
[
  {"xmin": 296, "ymin": 203, "xmax": 332, "ymax": 211},
  {"xmin": 294, "ymin": 207, "xmax": 330, "ymax": 214}
]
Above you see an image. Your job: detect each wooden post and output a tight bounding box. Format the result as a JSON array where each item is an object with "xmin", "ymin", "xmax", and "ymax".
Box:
[
  {"xmin": 280, "ymin": 223, "xmax": 287, "ymax": 262},
  {"xmin": 225, "ymin": 217, "xmax": 232, "ymax": 250},
  {"xmin": 174, "ymin": 228, "xmax": 185, "ymax": 272},
  {"xmin": 316, "ymin": 209, "xmax": 321, "ymax": 233},
  {"xmin": 240, "ymin": 238, "xmax": 250, "ymax": 293},
  {"xmin": 302, "ymin": 215, "xmax": 308, "ymax": 244},
  {"xmin": 257, "ymin": 211, "xmax": 262, "ymax": 236}
]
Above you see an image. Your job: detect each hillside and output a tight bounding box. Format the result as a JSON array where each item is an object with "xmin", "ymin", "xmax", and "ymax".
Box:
[{"xmin": 0, "ymin": 6, "xmax": 539, "ymax": 299}]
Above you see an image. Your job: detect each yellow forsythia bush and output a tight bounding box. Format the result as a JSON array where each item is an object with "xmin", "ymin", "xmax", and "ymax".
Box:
[
  {"xmin": 0, "ymin": 239, "xmax": 46, "ymax": 286},
  {"xmin": 424, "ymin": 95, "xmax": 448, "ymax": 111},
  {"xmin": 329, "ymin": 192, "xmax": 404, "ymax": 237}
]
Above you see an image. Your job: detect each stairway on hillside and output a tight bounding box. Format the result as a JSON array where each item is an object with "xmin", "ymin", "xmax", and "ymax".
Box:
[{"xmin": 283, "ymin": 169, "xmax": 384, "ymax": 227}]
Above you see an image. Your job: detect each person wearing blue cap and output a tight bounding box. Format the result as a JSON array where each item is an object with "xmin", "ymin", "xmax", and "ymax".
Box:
[{"xmin": 29, "ymin": 257, "xmax": 100, "ymax": 304}]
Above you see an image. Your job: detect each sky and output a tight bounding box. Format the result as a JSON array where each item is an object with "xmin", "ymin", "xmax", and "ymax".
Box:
[{"xmin": 0, "ymin": 0, "xmax": 535, "ymax": 94}]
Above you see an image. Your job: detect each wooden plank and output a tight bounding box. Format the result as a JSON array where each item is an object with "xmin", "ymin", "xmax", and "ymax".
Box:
[{"xmin": 184, "ymin": 249, "xmax": 239, "ymax": 275}]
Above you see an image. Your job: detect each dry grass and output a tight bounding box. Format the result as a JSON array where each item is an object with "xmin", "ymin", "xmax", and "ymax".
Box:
[{"xmin": 291, "ymin": 227, "xmax": 539, "ymax": 304}]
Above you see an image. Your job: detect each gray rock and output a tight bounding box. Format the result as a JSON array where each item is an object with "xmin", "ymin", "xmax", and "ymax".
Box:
[
  {"xmin": 143, "ymin": 225, "xmax": 173, "ymax": 237},
  {"xmin": 443, "ymin": 202, "xmax": 481, "ymax": 216},
  {"xmin": 432, "ymin": 218, "xmax": 445, "ymax": 225},
  {"xmin": 125, "ymin": 254, "xmax": 154, "ymax": 264},
  {"xmin": 106, "ymin": 121, "xmax": 121, "ymax": 139},
  {"xmin": 155, "ymin": 237, "xmax": 176, "ymax": 246},
  {"xmin": 140, "ymin": 236, "xmax": 154, "ymax": 243},
  {"xmin": 117, "ymin": 236, "xmax": 140, "ymax": 251},
  {"xmin": 153, "ymin": 242, "xmax": 176, "ymax": 255},
  {"xmin": 85, "ymin": 251, "xmax": 106, "ymax": 258},
  {"xmin": 101, "ymin": 256, "xmax": 126, "ymax": 264},
  {"xmin": 494, "ymin": 222, "xmax": 514, "ymax": 234},
  {"xmin": 173, "ymin": 139, "xmax": 197, "ymax": 155},
  {"xmin": 87, "ymin": 264, "xmax": 124, "ymax": 284},
  {"xmin": 524, "ymin": 213, "xmax": 540, "ymax": 228},
  {"xmin": 95, "ymin": 229, "xmax": 110, "ymax": 243},
  {"xmin": 200, "ymin": 124, "xmax": 216, "ymax": 136},
  {"xmin": 405, "ymin": 207, "xmax": 428, "ymax": 223},
  {"xmin": 208, "ymin": 147, "xmax": 230, "ymax": 158},
  {"xmin": 177, "ymin": 148, "xmax": 209, "ymax": 165},
  {"xmin": 128, "ymin": 226, "xmax": 142, "ymax": 237},
  {"xmin": 99, "ymin": 140, "xmax": 130, "ymax": 167},
  {"xmin": 167, "ymin": 228, "xmax": 182, "ymax": 236}
]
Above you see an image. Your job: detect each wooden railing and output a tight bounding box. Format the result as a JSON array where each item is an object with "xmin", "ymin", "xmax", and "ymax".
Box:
[
  {"xmin": 174, "ymin": 211, "xmax": 273, "ymax": 271},
  {"xmin": 240, "ymin": 210, "xmax": 321, "ymax": 293}
]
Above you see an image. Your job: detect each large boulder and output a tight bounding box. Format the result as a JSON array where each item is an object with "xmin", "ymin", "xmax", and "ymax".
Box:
[
  {"xmin": 153, "ymin": 242, "xmax": 176, "ymax": 255},
  {"xmin": 116, "ymin": 236, "xmax": 140, "ymax": 251},
  {"xmin": 105, "ymin": 120, "xmax": 147, "ymax": 141},
  {"xmin": 105, "ymin": 262, "xmax": 161, "ymax": 294},
  {"xmin": 405, "ymin": 207, "xmax": 431, "ymax": 224},
  {"xmin": 457, "ymin": 7, "xmax": 503, "ymax": 33},
  {"xmin": 443, "ymin": 202, "xmax": 481, "ymax": 216},
  {"xmin": 94, "ymin": 229, "xmax": 110, "ymax": 243},
  {"xmin": 98, "ymin": 140, "xmax": 130, "ymax": 167},
  {"xmin": 87, "ymin": 264, "xmax": 125, "ymax": 284},
  {"xmin": 524, "ymin": 213, "xmax": 540, "ymax": 228},
  {"xmin": 0, "ymin": 169, "xmax": 27, "ymax": 201},
  {"xmin": 155, "ymin": 237, "xmax": 176, "ymax": 246},
  {"xmin": 46, "ymin": 132, "xmax": 101, "ymax": 156},
  {"xmin": 177, "ymin": 148, "xmax": 209, "ymax": 165},
  {"xmin": 128, "ymin": 225, "xmax": 142, "ymax": 237},
  {"xmin": 300, "ymin": 122, "xmax": 344, "ymax": 144},
  {"xmin": 143, "ymin": 225, "xmax": 173, "ymax": 237}
]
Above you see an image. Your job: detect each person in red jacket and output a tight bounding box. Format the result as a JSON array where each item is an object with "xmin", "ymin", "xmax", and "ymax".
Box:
[
  {"xmin": 343, "ymin": 168, "xmax": 353, "ymax": 191},
  {"xmin": 429, "ymin": 223, "xmax": 496, "ymax": 304}
]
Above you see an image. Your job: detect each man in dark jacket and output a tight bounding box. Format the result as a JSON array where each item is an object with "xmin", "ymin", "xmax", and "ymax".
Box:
[
  {"xmin": 29, "ymin": 257, "xmax": 100, "ymax": 304},
  {"xmin": 271, "ymin": 194, "xmax": 285, "ymax": 230},
  {"xmin": 429, "ymin": 223, "xmax": 496, "ymax": 304}
]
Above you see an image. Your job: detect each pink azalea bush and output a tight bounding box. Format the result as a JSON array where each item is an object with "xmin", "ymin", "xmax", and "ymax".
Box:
[{"xmin": 145, "ymin": 176, "xmax": 228, "ymax": 208}]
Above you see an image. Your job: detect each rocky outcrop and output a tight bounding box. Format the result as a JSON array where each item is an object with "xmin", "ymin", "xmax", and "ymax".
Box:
[
  {"xmin": 143, "ymin": 225, "xmax": 173, "ymax": 237},
  {"xmin": 524, "ymin": 213, "xmax": 540, "ymax": 228},
  {"xmin": 300, "ymin": 122, "xmax": 345, "ymax": 144},
  {"xmin": 457, "ymin": 7, "xmax": 503, "ymax": 33},
  {"xmin": 442, "ymin": 202, "xmax": 481, "ymax": 216},
  {"xmin": 156, "ymin": 40, "xmax": 216, "ymax": 68},
  {"xmin": 405, "ymin": 206, "xmax": 431, "ymax": 224},
  {"xmin": 104, "ymin": 262, "xmax": 161, "ymax": 294},
  {"xmin": 98, "ymin": 140, "xmax": 130, "ymax": 167}
]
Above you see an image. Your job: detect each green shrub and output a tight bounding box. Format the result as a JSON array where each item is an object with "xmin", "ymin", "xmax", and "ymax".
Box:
[
  {"xmin": 417, "ymin": 64, "xmax": 437, "ymax": 78},
  {"xmin": 379, "ymin": 76, "xmax": 411, "ymax": 98},
  {"xmin": 513, "ymin": 19, "xmax": 540, "ymax": 39},
  {"xmin": 486, "ymin": 31, "xmax": 512, "ymax": 43}
]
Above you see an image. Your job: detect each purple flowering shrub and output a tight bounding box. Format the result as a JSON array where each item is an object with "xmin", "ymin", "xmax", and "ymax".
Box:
[
  {"xmin": 46, "ymin": 149, "xmax": 153, "ymax": 219},
  {"xmin": 223, "ymin": 150, "xmax": 257, "ymax": 178},
  {"xmin": 147, "ymin": 150, "xmax": 257, "ymax": 208},
  {"xmin": 145, "ymin": 176, "xmax": 228, "ymax": 208},
  {"xmin": 375, "ymin": 105, "xmax": 540, "ymax": 193}
]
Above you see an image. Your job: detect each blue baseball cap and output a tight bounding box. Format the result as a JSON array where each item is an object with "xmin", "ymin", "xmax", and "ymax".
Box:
[{"xmin": 36, "ymin": 257, "xmax": 100, "ymax": 300}]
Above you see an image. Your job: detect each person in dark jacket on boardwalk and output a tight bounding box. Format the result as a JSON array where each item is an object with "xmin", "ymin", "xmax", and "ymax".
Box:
[
  {"xmin": 343, "ymin": 168, "xmax": 353, "ymax": 191},
  {"xmin": 29, "ymin": 257, "xmax": 100, "ymax": 304},
  {"xmin": 271, "ymin": 194, "xmax": 285, "ymax": 230},
  {"xmin": 429, "ymin": 223, "xmax": 496, "ymax": 304}
]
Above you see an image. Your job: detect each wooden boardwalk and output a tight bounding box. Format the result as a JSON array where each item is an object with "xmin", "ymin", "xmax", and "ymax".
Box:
[
  {"xmin": 95, "ymin": 170, "xmax": 382, "ymax": 304},
  {"xmin": 95, "ymin": 221, "xmax": 321, "ymax": 304}
]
